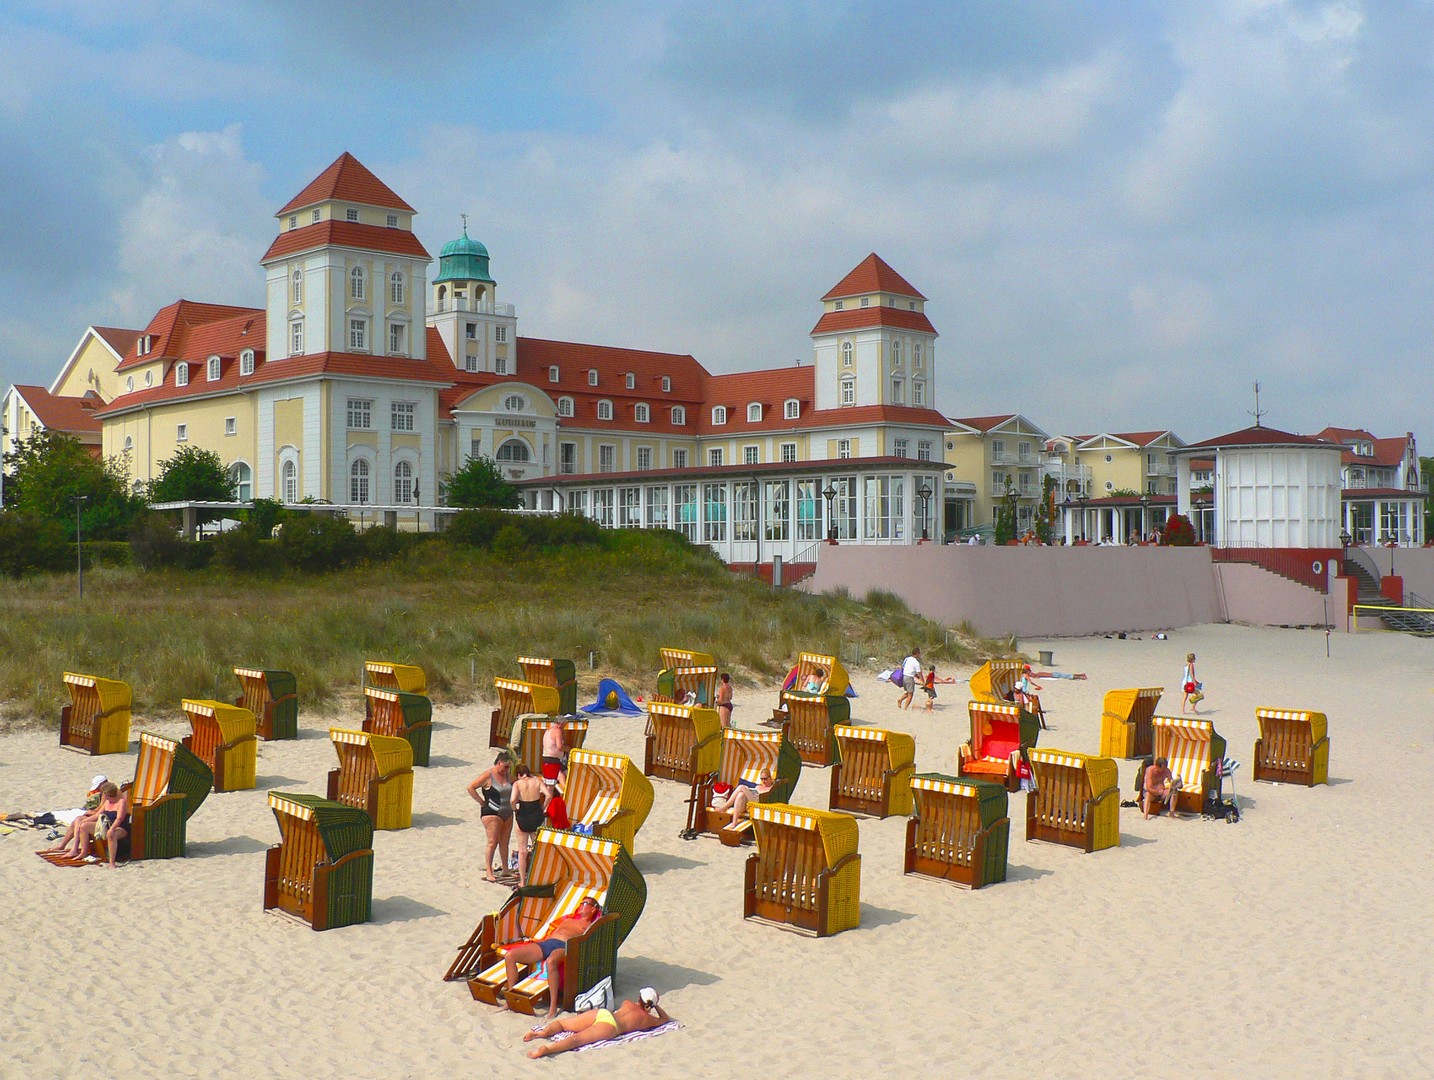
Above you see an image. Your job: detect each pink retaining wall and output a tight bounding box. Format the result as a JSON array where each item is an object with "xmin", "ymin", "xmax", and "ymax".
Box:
[{"xmin": 803, "ymin": 544, "xmax": 1353, "ymax": 637}]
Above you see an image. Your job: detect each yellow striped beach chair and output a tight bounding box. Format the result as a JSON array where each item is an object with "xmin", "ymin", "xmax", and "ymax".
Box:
[
  {"xmin": 181, "ymin": 699, "xmax": 257, "ymax": 792},
  {"xmin": 654, "ymin": 644, "xmax": 720, "ymax": 707},
  {"xmin": 1099, "ymin": 687, "xmax": 1164, "ymax": 759},
  {"xmin": 828, "ymin": 725, "xmax": 916, "ymax": 818},
  {"xmin": 904, "ymin": 773, "xmax": 1010, "ymax": 889},
  {"xmin": 563, "ymin": 747, "xmax": 655, "ymax": 854},
  {"xmin": 1253, "ymin": 707, "xmax": 1330, "ymax": 786},
  {"xmin": 326, "ymin": 727, "xmax": 414, "ymax": 831},
  {"xmin": 744, "ymin": 803, "xmax": 861, "ymax": 937},
  {"xmin": 518, "ymin": 656, "xmax": 578, "ymax": 714},
  {"xmin": 59, "ymin": 672, "xmax": 131, "ymax": 756},
  {"xmin": 362, "ymin": 685, "xmax": 433, "ymax": 767},
  {"xmin": 686, "ymin": 727, "xmax": 802, "ymax": 844},
  {"xmin": 969, "ymin": 660, "xmax": 1022, "ymax": 705},
  {"xmin": 117, "ymin": 732, "xmax": 212, "ymax": 861},
  {"xmin": 643, "ymin": 701, "xmax": 723, "ymax": 784},
  {"xmin": 1150, "ymin": 715, "xmax": 1226, "ymax": 814},
  {"xmin": 363, "ymin": 660, "xmax": 427, "ymax": 694},
  {"xmin": 491, "ymin": 677, "xmax": 562, "ymax": 748},
  {"xmin": 1025, "ymin": 748, "xmax": 1120, "ymax": 853},
  {"xmin": 509, "ymin": 715, "xmax": 590, "ymax": 776}
]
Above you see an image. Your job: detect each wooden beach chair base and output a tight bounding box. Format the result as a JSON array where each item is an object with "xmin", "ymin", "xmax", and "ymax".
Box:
[{"xmin": 719, "ymin": 819, "xmax": 755, "ymax": 847}]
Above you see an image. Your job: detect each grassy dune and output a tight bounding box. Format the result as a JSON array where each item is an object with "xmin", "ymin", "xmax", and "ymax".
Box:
[{"xmin": 0, "ymin": 534, "xmax": 988, "ymax": 728}]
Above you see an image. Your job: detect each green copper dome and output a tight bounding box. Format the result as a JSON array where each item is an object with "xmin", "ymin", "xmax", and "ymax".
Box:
[{"xmin": 434, "ymin": 226, "xmax": 494, "ymax": 284}]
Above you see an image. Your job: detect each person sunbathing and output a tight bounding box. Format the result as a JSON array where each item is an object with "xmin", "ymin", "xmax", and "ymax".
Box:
[
  {"xmin": 1142, "ymin": 757, "xmax": 1182, "ymax": 819},
  {"xmin": 38, "ymin": 774, "xmax": 108, "ymax": 858},
  {"xmin": 718, "ymin": 767, "xmax": 775, "ymax": 827},
  {"xmin": 503, "ymin": 896, "xmax": 604, "ymax": 1019},
  {"xmin": 523, "ymin": 988, "xmax": 672, "ymax": 1058}
]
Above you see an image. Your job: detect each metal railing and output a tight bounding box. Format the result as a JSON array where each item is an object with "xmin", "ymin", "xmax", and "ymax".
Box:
[{"xmin": 1343, "ymin": 545, "xmax": 1382, "ymax": 586}]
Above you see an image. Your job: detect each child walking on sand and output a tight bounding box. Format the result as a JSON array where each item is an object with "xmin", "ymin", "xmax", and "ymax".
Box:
[
  {"xmin": 1182, "ymin": 653, "xmax": 1204, "ymax": 713},
  {"xmin": 922, "ymin": 666, "xmax": 955, "ymax": 710}
]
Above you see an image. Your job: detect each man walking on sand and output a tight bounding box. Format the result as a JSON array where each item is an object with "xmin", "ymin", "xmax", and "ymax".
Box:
[{"xmin": 898, "ymin": 647, "xmax": 922, "ymax": 710}]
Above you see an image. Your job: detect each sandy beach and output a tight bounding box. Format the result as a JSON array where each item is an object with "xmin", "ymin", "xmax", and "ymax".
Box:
[{"xmin": 3, "ymin": 623, "xmax": 1431, "ymax": 1079}]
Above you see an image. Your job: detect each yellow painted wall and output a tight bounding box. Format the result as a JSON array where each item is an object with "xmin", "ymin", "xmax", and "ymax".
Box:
[
  {"xmin": 274, "ymin": 398, "xmax": 304, "ymax": 451},
  {"xmin": 392, "ymin": 433, "xmax": 421, "ymax": 453},
  {"xmin": 55, "ymin": 336, "xmax": 127, "ymax": 402},
  {"xmin": 1082, "ymin": 446, "xmax": 1144, "ymax": 495}
]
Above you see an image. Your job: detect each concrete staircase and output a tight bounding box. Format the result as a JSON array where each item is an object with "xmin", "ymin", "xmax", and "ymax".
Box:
[{"xmin": 1342, "ymin": 559, "xmax": 1434, "ymax": 636}]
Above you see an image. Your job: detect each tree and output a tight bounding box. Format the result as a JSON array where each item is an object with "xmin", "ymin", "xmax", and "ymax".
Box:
[
  {"xmin": 1, "ymin": 430, "xmax": 144, "ymax": 540},
  {"xmin": 445, "ymin": 455, "xmax": 520, "ymax": 509},
  {"xmin": 149, "ymin": 446, "xmax": 236, "ymax": 504}
]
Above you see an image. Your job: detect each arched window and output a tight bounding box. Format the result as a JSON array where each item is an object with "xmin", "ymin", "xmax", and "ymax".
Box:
[
  {"xmin": 393, "ymin": 460, "xmax": 414, "ymax": 504},
  {"xmin": 229, "ymin": 461, "xmax": 252, "ymax": 502},
  {"xmin": 842, "ymin": 341, "xmax": 852, "ymax": 367},
  {"xmin": 597, "ymin": 400, "xmax": 613, "ymax": 421},
  {"xmin": 634, "ymin": 403, "xmax": 650, "ymax": 423},
  {"xmin": 891, "ymin": 340, "xmax": 901, "ymax": 367},
  {"xmin": 784, "ymin": 398, "xmax": 800, "ymax": 419},
  {"xmin": 712, "ymin": 406, "xmax": 727, "ymax": 425},
  {"xmin": 282, "ymin": 460, "xmax": 298, "ymax": 503},
  {"xmin": 747, "ymin": 403, "xmax": 762, "ymax": 422},
  {"xmin": 496, "ymin": 439, "xmax": 531, "ymax": 462},
  {"xmin": 207, "ymin": 355, "xmax": 222, "ymax": 382},
  {"xmin": 437, "ymin": 284, "xmax": 447, "ymax": 311},
  {"xmin": 503, "ymin": 394, "xmax": 525, "ymax": 412},
  {"xmin": 558, "ymin": 396, "xmax": 574, "ymax": 418},
  {"xmin": 350, "ymin": 266, "xmax": 366, "ymax": 300},
  {"xmin": 350, "ymin": 459, "xmax": 370, "ymax": 504},
  {"xmin": 240, "ymin": 349, "xmax": 255, "ymax": 377},
  {"xmin": 389, "ymin": 272, "xmax": 405, "ymax": 305},
  {"xmin": 625, "ymin": 372, "xmax": 636, "ymax": 389},
  {"xmin": 292, "ymin": 269, "xmax": 303, "ymax": 305},
  {"xmin": 125, "ymin": 376, "xmax": 134, "ymax": 392},
  {"xmin": 122, "ymin": 436, "xmax": 133, "ymax": 454},
  {"xmin": 175, "ymin": 364, "xmax": 189, "ymax": 387},
  {"xmin": 913, "ymin": 343, "xmax": 922, "ymax": 368}
]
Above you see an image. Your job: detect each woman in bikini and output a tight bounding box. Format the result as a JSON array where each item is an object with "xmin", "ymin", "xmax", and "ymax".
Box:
[
  {"xmin": 509, "ymin": 764, "xmax": 548, "ymax": 888},
  {"xmin": 502, "ymin": 896, "xmax": 604, "ymax": 1019},
  {"xmin": 78, "ymin": 782, "xmax": 129, "ymax": 868},
  {"xmin": 715, "ymin": 672, "xmax": 734, "ymax": 727},
  {"xmin": 466, "ymin": 754, "xmax": 514, "ymax": 883},
  {"xmin": 523, "ymin": 988, "xmax": 672, "ymax": 1058}
]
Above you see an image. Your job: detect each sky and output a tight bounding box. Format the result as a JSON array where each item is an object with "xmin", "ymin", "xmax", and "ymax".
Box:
[{"xmin": 2, "ymin": 0, "xmax": 1432, "ymax": 444}]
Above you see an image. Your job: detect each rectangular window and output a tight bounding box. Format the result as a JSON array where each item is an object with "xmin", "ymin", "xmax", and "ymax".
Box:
[
  {"xmin": 570, "ymin": 489, "xmax": 589, "ymax": 518},
  {"xmin": 890, "ymin": 379, "xmax": 902, "ymax": 403},
  {"xmin": 673, "ymin": 449, "xmax": 688, "ymax": 469},
  {"xmin": 917, "ymin": 441, "xmax": 932, "ymax": 462},
  {"xmin": 347, "ymin": 399, "xmax": 372, "ymax": 430},
  {"xmin": 992, "ymin": 470, "xmax": 1005, "ymax": 491},
  {"xmin": 702, "ymin": 483, "xmax": 728, "ymax": 543},
  {"xmin": 913, "ymin": 381, "xmax": 925, "ymax": 406},
  {"xmin": 833, "ymin": 476, "xmax": 857, "ymax": 540},
  {"xmin": 837, "ymin": 439, "xmax": 852, "ymax": 459},
  {"xmin": 743, "ymin": 446, "xmax": 759, "ymax": 465},
  {"xmin": 225, "ymin": 417, "xmax": 237, "ymax": 437},
  {"xmin": 495, "ymin": 327, "xmax": 507, "ymax": 343},
  {"xmin": 894, "ymin": 438, "xmax": 909, "ymax": 458},
  {"xmin": 992, "ymin": 439, "xmax": 1005, "ymax": 459},
  {"xmin": 290, "ymin": 321, "xmax": 303, "ymax": 355},
  {"xmin": 645, "ymin": 485, "xmax": 669, "ymax": 528},
  {"xmin": 314, "ymin": 209, "xmax": 323, "ymax": 223},
  {"xmin": 391, "ymin": 401, "xmax": 415, "ymax": 432},
  {"xmin": 346, "ymin": 208, "xmax": 359, "ymax": 222},
  {"xmin": 388, "ymin": 323, "xmax": 406, "ymax": 355},
  {"xmin": 598, "ymin": 444, "xmax": 616, "ymax": 473},
  {"xmin": 465, "ymin": 354, "xmax": 478, "ymax": 373},
  {"xmin": 863, "ymin": 475, "xmax": 905, "ymax": 540},
  {"xmin": 494, "ymin": 357, "xmax": 507, "ymax": 375},
  {"xmin": 662, "ymin": 376, "xmax": 672, "ymax": 393},
  {"xmin": 841, "ymin": 380, "xmax": 855, "ymax": 406},
  {"xmin": 764, "ymin": 480, "xmax": 790, "ymax": 542},
  {"xmin": 860, "ymin": 297, "xmax": 869, "ymax": 308},
  {"xmin": 176, "ymin": 364, "xmax": 189, "ymax": 387},
  {"xmin": 732, "ymin": 480, "xmax": 759, "ymax": 541},
  {"xmin": 288, "ymin": 215, "xmax": 298, "ymax": 230},
  {"xmin": 785, "ymin": 400, "xmax": 799, "ymax": 419},
  {"xmin": 176, "ymin": 424, "xmax": 188, "ymax": 442},
  {"xmin": 387, "ymin": 213, "xmax": 399, "ymax": 228},
  {"xmin": 674, "ymin": 484, "xmax": 698, "ymax": 540},
  {"xmin": 471, "ymin": 437, "xmax": 482, "ymax": 459},
  {"xmin": 834, "ymin": 300, "xmax": 844, "ymax": 310},
  {"xmin": 592, "ymin": 488, "xmax": 614, "ymax": 527},
  {"xmin": 1019, "ymin": 442, "xmax": 1032, "ymax": 462},
  {"xmin": 619, "ymin": 487, "xmax": 641, "ymax": 528},
  {"xmin": 466, "ymin": 323, "xmax": 477, "ymax": 340},
  {"xmin": 588, "ymin": 369, "xmax": 599, "ymax": 386},
  {"xmin": 636, "ymin": 447, "xmax": 653, "ymax": 471},
  {"xmin": 549, "ymin": 366, "xmax": 560, "ymax": 383},
  {"xmin": 560, "ymin": 442, "xmax": 577, "ymax": 475},
  {"xmin": 796, "ymin": 479, "xmax": 822, "ymax": 541},
  {"xmin": 350, "ymin": 319, "xmax": 367, "ymax": 351},
  {"xmin": 708, "ymin": 448, "xmax": 723, "ymax": 467},
  {"xmin": 780, "ymin": 442, "xmax": 797, "ymax": 463}
]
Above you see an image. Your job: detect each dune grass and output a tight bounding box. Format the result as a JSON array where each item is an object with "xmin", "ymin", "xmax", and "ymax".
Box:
[{"xmin": 0, "ymin": 534, "xmax": 993, "ymax": 729}]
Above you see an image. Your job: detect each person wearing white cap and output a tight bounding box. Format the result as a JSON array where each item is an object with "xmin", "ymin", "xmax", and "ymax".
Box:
[
  {"xmin": 522, "ymin": 988, "xmax": 672, "ymax": 1058},
  {"xmin": 37, "ymin": 775, "xmax": 109, "ymax": 857}
]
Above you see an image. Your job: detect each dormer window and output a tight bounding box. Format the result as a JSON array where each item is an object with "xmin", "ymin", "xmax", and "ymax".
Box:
[
  {"xmin": 597, "ymin": 400, "xmax": 613, "ymax": 421},
  {"xmin": 672, "ymin": 406, "xmax": 686, "ymax": 425},
  {"xmin": 175, "ymin": 364, "xmax": 189, "ymax": 387},
  {"xmin": 588, "ymin": 369, "xmax": 599, "ymax": 387},
  {"xmin": 558, "ymin": 396, "xmax": 574, "ymax": 417},
  {"xmin": 909, "ymin": 301, "xmax": 916, "ymax": 310},
  {"xmin": 240, "ymin": 349, "xmax": 255, "ymax": 377},
  {"xmin": 625, "ymin": 372, "xmax": 636, "ymax": 390},
  {"xmin": 207, "ymin": 355, "xmax": 221, "ymax": 382},
  {"xmin": 834, "ymin": 300, "xmax": 844, "ymax": 311},
  {"xmin": 387, "ymin": 213, "xmax": 399, "ymax": 228},
  {"xmin": 312, "ymin": 209, "xmax": 321, "ymax": 223},
  {"xmin": 635, "ymin": 403, "xmax": 650, "ymax": 423},
  {"xmin": 661, "ymin": 376, "xmax": 671, "ymax": 393},
  {"xmin": 712, "ymin": 406, "xmax": 727, "ymax": 425},
  {"xmin": 288, "ymin": 215, "xmax": 298, "ymax": 230},
  {"xmin": 346, "ymin": 208, "xmax": 359, "ymax": 222},
  {"xmin": 747, "ymin": 403, "xmax": 762, "ymax": 423},
  {"xmin": 784, "ymin": 399, "xmax": 799, "ymax": 420}
]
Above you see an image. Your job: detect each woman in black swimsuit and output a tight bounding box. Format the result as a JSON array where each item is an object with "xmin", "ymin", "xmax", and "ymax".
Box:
[
  {"xmin": 509, "ymin": 764, "xmax": 549, "ymax": 887},
  {"xmin": 466, "ymin": 754, "xmax": 514, "ymax": 883}
]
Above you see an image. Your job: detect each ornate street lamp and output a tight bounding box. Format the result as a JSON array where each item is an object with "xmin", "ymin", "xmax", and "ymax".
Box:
[
  {"xmin": 918, "ymin": 482, "xmax": 933, "ymax": 541},
  {"xmin": 1076, "ymin": 491, "xmax": 1089, "ymax": 542},
  {"xmin": 822, "ymin": 484, "xmax": 838, "ymax": 543},
  {"xmin": 1385, "ymin": 532, "xmax": 1398, "ymax": 577},
  {"xmin": 1339, "ymin": 527, "xmax": 1351, "ymax": 567}
]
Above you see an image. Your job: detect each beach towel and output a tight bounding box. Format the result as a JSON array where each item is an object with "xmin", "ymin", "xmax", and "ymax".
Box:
[{"xmin": 543, "ymin": 1020, "xmax": 683, "ymax": 1054}]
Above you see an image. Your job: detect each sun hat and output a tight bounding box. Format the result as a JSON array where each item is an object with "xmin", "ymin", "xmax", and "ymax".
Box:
[
  {"xmin": 639, "ymin": 987, "xmax": 659, "ymax": 1008},
  {"xmin": 90, "ymin": 774, "xmax": 107, "ymax": 790}
]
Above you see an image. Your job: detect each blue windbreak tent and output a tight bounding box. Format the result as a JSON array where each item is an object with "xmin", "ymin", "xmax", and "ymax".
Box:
[{"xmin": 580, "ymin": 677, "xmax": 644, "ymax": 716}]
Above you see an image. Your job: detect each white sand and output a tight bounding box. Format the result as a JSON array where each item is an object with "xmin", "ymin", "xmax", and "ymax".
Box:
[{"xmin": 2, "ymin": 623, "xmax": 1430, "ymax": 1078}]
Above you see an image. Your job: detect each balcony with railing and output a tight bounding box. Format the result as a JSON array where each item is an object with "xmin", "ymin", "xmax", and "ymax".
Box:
[
  {"xmin": 1042, "ymin": 459, "xmax": 1091, "ymax": 491},
  {"xmin": 434, "ymin": 298, "xmax": 517, "ymax": 316},
  {"xmin": 991, "ymin": 451, "xmax": 1039, "ymax": 468},
  {"xmin": 1145, "ymin": 459, "xmax": 1175, "ymax": 477}
]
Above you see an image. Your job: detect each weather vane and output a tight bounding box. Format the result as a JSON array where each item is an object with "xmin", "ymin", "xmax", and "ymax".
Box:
[
  {"xmin": 1248, "ymin": 381, "xmax": 1267, "ymax": 428},
  {"xmin": 460, "ymin": 212, "xmax": 468, "ymax": 233}
]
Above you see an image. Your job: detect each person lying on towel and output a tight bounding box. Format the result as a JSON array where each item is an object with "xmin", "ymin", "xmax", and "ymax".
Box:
[{"xmin": 524, "ymin": 988, "xmax": 672, "ymax": 1059}]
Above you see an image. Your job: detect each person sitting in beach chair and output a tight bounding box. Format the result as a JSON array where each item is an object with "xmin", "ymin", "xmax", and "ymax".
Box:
[
  {"xmin": 523, "ymin": 988, "xmax": 672, "ymax": 1059},
  {"xmin": 502, "ymin": 896, "xmax": 605, "ymax": 1019},
  {"xmin": 713, "ymin": 767, "xmax": 775, "ymax": 829},
  {"xmin": 1142, "ymin": 756, "xmax": 1182, "ymax": 819},
  {"xmin": 36, "ymin": 774, "xmax": 107, "ymax": 860}
]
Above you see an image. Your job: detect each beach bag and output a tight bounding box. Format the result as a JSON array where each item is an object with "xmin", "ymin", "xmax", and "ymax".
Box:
[
  {"xmin": 575, "ymin": 976, "xmax": 614, "ymax": 1012},
  {"xmin": 890, "ymin": 668, "xmax": 906, "ymax": 687},
  {"xmin": 1183, "ymin": 681, "xmax": 1197, "ymax": 694}
]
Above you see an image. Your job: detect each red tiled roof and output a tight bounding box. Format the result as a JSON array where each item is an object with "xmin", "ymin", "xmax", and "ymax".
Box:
[
  {"xmin": 699, "ymin": 367, "xmax": 813, "ymax": 434},
  {"xmin": 261, "ymin": 220, "xmax": 431, "ymax": 263},
  {"xmin": 516, "ymin": 454, "xmax": 946, "ymax": 487},
  {"xmin": 951, "ymin": 414, "xmax": 1017, "ymax": 433},
  {"xmin": 810, "ymin": 306, "xmax": 937, "ymax": 336},
  {"xmin": 1190, "ymin": 457, "xmax": 1215, "ymax": 470},
  {"xmin": 1180, "ymin": 425, "xmax": 1332, "ymax": 450},
  {"xmin": 822, "ymin": 254, "xmax": 926, "ymax": 301},
  {"xmin": 277, "ymin": 152, "xmax": 415, "ymax": 215},
  {"xmin": 787, "ymin": 404, "xmax": 950, "ymax": 432},
  {"xmin": 1315, "ymin": 426, "xmax": 1412, "ymax": 468},
  {"xmin": 91, "ymin": 326, "xmax": 141, "ymax": 358},
  {"xmin": 1108, "ymin": 430, "xmax": 1176, "ymax": 448},
  {"xmin": 115, "ymin": 301, "xmax": 264, "ymax": 371},
  {"xmin": 11, "ymin": 385, "xmax": 104, "ymax": 436}
]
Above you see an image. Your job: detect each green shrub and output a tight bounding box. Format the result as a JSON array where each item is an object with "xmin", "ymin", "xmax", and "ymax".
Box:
[
  {"xmin": 446, "ymin": 508, "xmax": 507, "ymax": 547},
  {"xmin": 492, "ymin": 523, "xmax": 526, "ymax": 559},
  {"xmin": 0, "ymin": 511, "xmax": 71, "ymax": 577},
  {"xmin": 276, "ymin": 514, "xmax": 361, "ymax": 572},
  {"xmin": 246, "ymin": 498, "xmax": 284, "ymax": 539},
  {"xmin": 360, "ymin": 524, "xmax": 414, "ymax": 564},
  {"xmin": 129, "ymin": 513, "xmax": 187, "ymax": 569},
  {"xmin": 83, "ymin": 541, "xmax": 132, "ymax": 568},
  {"xmin": 212, "ymin": 526, "xmax": 279, "ymax": 573}
]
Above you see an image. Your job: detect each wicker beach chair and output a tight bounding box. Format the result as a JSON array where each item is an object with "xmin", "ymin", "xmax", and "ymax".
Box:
[
  {"xmin": 771, "ymin": 651, "xmax": 850, "ymax": 722},
  {"xmin": 181, "ymin": 699, "xmax": 258, "ymax": 792},
  {"xmin": 904, "ymin": 773, "xmax": 1010, "ymax": 889},
  {"xmin": 643, "ymin": 701, "xmax": 723, "ymax": 784},
  {"xmin": 363, "ymin": 660, "xmax": 427, "ymax": 694},
  {"xmin": 234, "ymin": 667, "xmax": 298, "ymax": 741},
  {"xmin": 959, "ymin": 701, "xmax": 1041, "ymax": 791},
  {"xmin": 778, "ymin": 689, "xmax": 851, "ymax": 767},
  {"xmin": 362, "ymin": 685, "xmax": 433, "ymax": 767},
  {"xmin": 327, "ymin": 727, "xmax": 414, "ymax": 831},
  {"xmin": 653, "ymin": 646, "xmax": 718, "ymax": 707},
  {"xmin": 1252, "ymin": 707, "xmax": 1330, "ymax": 786},
  {"xmin": 59, "ymin": 672, "xmax": 132, "ymax": 756},
  {"xmin": 444, "ymin": 829, "xmax": 647, "ymax": 1016},
  {"xmin": 1098, "ymin": 687, "xmax": 1164, "ymax": 759},
  {"xmin": 264, "ymin": 792, "xmax": 373, "ymax": 931},
  {"xmin": 1025, "ymin": 748, "xmax": 1120, "ymax": 853},
  {"xmin": 490, "ymin": 678, "xmax": 562, "ymax": 749},
  {"xmin": 686, "ymin": 728, "xmax": 802, "ymax": 845},
  {"xmin": 969, "ymin": 660, "xmax": 1022, "ymax": 705},
  {"xmin": 562, "ymin": 747, "xmax": 655, "ymax": 854},
  {"xmin": 828, "ymin": 725, "xmax": 916, "ymax": 818},
  {"xmin": 1149, "ymin": 715, "xmax": 1226, "ymax": 814},
  {"xmin": 744, "ymin": 803, "xmax": 861, "ymax": 937},
  {"xmin": 118, "ymin": 732, "xmax": 211, "ymax": 861},
  {"xmin": 508, "ymin": 715, "xmax": 590, "ymax": 776},
  {"xmin": 518, "ymin": 656, "xmax": 578, "ymax": 715}
]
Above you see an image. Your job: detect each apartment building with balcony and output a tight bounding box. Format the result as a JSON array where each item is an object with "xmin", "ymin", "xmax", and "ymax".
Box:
[
  {"xmin": 1315, "ymin": 426, "xmax": 1425, "ymax": 545},
  {"xmin": 945, "ymin": 414, "xmax": 1051, "ymax": 534}
]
